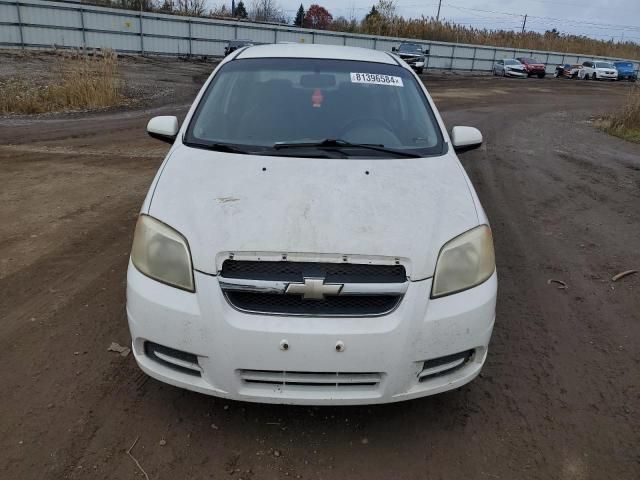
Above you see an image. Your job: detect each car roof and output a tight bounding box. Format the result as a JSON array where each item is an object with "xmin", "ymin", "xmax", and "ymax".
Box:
[{"xmin": 236, "ymin": 43, "xmax": 397, "ymax": 65}]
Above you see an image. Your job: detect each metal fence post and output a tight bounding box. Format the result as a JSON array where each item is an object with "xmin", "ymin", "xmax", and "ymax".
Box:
[
  {"xmin": 425, "ymin": 44, "xmax": 430, "ymax": 71},
  {"xmin": 139, "ymin": 11, "xmax": 144, "ymax": 55},
  {"xmin": 15, "ymin": 0, "xmax": 24, "ymax": 49},
  {"xmin": 80, "ymin": 7, "xmax": 86, "ymax": 49},
  {"xmin": 187, "ymin": 19, "xmax": 192, "ymax": 56},
  {"xmin": 274, "ymin": 28, "xmax": 278, "ymax": 43},
  {"xmin": 343, "ymin": 35, "xmax": 346, "ymax": 46},
  {"xmin": 311, "ymin": 31, "xmax": 315, "ymax": 44},
  {"xmin": 471, "ymin": 47, "xmax": 476, "ymax": 72},
  {"xmin": 373, "ymin": 37, "xmax": 377, "ymax": 50},
  {"xmin": 234, "ymin": 25, "xmax": 238, "ymax": 40},
  {"xmin": 450, "ymin": 45, "xmax": 455, "ymax": 70}
]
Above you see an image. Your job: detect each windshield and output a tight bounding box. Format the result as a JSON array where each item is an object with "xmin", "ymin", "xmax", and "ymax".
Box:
[
  {"xmin": 504, "ymin": 59, "xmax": 520, "ymax": 65},
  {"xmin": 185, "ymin": 58, "xmax": 444, "ymax": 157},
  {"xmin": 615, "ymin": 62, "xmax": 632, "ymax": 68},
  {"xmin": 595, "ymin": 62, "xmax": 614, "ymax": 69},
  {"xmin": 523, "ymin": 58, "xmax": 540, "ymax": 64},
  {"xmin": 398, "ymin": 44, "xmax": 423, "ymax": 54}
]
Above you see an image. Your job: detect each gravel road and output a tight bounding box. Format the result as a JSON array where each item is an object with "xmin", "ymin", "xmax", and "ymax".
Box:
[{"xmin": 1, "ymin": 55, "xmax": 638, "ymax": 480}]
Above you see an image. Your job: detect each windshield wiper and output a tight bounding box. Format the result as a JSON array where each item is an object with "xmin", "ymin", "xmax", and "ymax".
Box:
[
  {"xmin": 273, "ymin": 139, "xmax": 422, "ymax": 158},
  {"xmin": 183, "ymin": 141, "xmax": 250, "ymax": 154}
]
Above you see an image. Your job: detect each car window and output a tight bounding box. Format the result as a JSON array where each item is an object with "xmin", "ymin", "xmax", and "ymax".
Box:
[
  {"xmin": 185, "ymin": 58, "xmax": 444, "ymax": 157},
  {"xmin": 595, "ymin": 62, "xmax": 613, "ymax": 69},
  {"xmin": 398, "ymin": 44, "xmax": 423, "ymax": 54},
  {"xmin": 504, "ymin": 60, "xmax": 519, "ymax": 65}
]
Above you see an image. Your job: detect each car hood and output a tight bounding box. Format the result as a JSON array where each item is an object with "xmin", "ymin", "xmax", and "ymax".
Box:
[
  {"xmin": 507, "ymin": 64, "xmax": 525, "ymax": 69},
  {"xmin": 148, "ymin": 146, "xmax": 480, "ymax": 280}
]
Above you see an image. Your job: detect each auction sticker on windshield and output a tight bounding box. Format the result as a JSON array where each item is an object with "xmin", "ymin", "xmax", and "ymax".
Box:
[{"xmin": 350, "ymin": 73, "xmax": 404, "ymax": 87}]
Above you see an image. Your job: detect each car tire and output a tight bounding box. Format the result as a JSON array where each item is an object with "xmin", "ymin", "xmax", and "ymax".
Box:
[
  {"xmin": 592, "ymin": 73, "xmax": 597, "ymax": 80},
  {"xmin": 537, "ymin": 73, "xmax": 546, "ymax": 78},
  {"xmin": 554, "ymin": 71, "xmax": 559, "ymax": 78}
]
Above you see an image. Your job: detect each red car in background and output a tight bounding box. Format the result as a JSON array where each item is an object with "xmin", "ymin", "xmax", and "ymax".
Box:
[{"xmin": 516, "ymin": 57, "xmax": 547, "ymax": 78}]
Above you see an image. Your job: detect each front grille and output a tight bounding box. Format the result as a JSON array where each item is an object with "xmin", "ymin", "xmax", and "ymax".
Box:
[
  {"xmin": 221, "ymin": 260, "xmax": 406, "ymax": 283},
  {"xmin": 226, "ymin": 291, "xmax": 400, "ymax": 316},
  {"xmin": 239, "ymin": 369, "xmax": 382, "ymax": 389}
]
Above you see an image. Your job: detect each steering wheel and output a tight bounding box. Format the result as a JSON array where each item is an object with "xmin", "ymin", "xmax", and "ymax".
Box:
[{"xmin": 338, "ymin": 117, "xmax": 402, "ymax": 146}]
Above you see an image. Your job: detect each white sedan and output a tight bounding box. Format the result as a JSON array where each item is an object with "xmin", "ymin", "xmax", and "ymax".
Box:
[
  {"xmin": 493, "ymin": 59, "xmax": 527, "ymax": 78},
  {"xmin": 127, "ymin": 43, "xmax": 497, "ymax": 405},
  {"xmin": 579, "ymin": 61, "xmax": 618, "ymax": 80}
]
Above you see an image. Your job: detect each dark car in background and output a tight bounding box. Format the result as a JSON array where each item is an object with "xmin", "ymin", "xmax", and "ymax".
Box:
[
  {"xmin": 613, "ymin": 61, "xmax": 637, "ymax": 82},
  {"xmin": 554, "ymin": 64, "xmax": 581, "ymax": 79},
  {"xmin": 392, "ymin": 42, "xmax": 429, "ymax": 74},
  {"xmin": 224, "ymin": 40, "xmax": 255, "ymax": 57},
  {"xmin": 516, "ymin": 57, "xmax": 547, "ymax": 78}
]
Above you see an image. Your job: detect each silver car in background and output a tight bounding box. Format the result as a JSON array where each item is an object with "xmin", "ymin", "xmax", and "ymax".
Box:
[{"xmin": 493, "ymin": 59, "xmax": 527, "ymax": 78}]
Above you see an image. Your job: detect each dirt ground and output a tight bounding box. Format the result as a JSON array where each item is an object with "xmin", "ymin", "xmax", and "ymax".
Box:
[{"xmin": 1, "ymin": 53, "xmax": 639, "ymax": 480}]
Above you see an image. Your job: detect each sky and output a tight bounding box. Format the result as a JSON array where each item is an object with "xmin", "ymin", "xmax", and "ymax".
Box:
[{"xmin": 255, "ymin": 0, "xmax": 640, "ymax": 42}]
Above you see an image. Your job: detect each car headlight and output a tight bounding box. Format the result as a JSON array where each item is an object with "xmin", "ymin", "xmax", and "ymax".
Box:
[
  {"xmin": 431, "ymin": 225, "xmax": 495, "ymax": 298},
  {"xmin": 131, "ymin": 214, "xmax": 195, "ymax": 292}
]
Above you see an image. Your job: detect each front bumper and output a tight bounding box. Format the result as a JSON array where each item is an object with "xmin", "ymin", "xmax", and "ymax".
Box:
[
  {"xmin": 127, "ymin": 262, "xmax": 497, "ymax": 405},
  {"xmin": 506, "ymin": 70, "xmax": 527, "ymax": 78}
]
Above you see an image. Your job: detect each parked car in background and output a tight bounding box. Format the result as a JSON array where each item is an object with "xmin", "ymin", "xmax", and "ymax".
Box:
[
  {"xmin": 613, "ymin": 61, "xmax": 637, "ymax": 82},
  {"xmin": 493, "ymin": 59, "xmax": 526, "ymax": 78},
  {"xmin": 554, "ymin": 64, "xmax": 581, "ymax": 79},
  {"xmin": 516, "ymin": 57, "xmax": 547, "ymax": 78},
  {"xmin": 579, "ymin": 61, "xmax": 618, "ymax": 80},
  {"xmin": 133, "ymin": 43, "xmax": 496, "ymax": 405},
  {"xmin": 224, "ymin": 40, "xmax": 254, "ymax": 56},
  {"xmin": 392, "ymin": 42, "xmax": 429, "ymax": 74}
]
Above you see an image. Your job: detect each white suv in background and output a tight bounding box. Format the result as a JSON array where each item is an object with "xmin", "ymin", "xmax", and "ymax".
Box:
[
  {"xmin": 579, "ymin": 61, "xmax": 618, "ymax": 80},
  {"xmin": 128, "ymin": 44, "xmax": 497, "ymax": 405}
]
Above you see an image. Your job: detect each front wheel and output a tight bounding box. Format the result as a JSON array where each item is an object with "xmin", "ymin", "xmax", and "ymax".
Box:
[
  {"xmin": 537, "ymin": 73, "xmax": 546, "ymax": 78},
  {"xmin": 592, "ymin": 73, "xmax": 597, "ymax": 80}
]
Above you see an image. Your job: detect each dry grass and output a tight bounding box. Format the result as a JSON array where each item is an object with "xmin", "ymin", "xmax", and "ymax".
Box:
[
  {"xmin": 0, "ymin": 49, "xmax": 124, "ymax": 114},
  {"xmin": 599, "ymin": 86, "xmax": 640, "ymax": 143},
  {"xmin": 330, "ymin": 17, "xmax": 640, "ymax": 60}
]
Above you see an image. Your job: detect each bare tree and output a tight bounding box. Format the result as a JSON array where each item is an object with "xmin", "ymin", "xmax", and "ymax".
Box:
[
  {"xmin": 176, "ymin": 0, "xmax": 205, "ymax": 16},
  {"xmin": 250, "ymin": 0, "xmax": 284, "ymax": 22}
]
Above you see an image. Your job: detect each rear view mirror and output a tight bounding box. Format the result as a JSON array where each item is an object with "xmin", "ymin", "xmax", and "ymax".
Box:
[
  {"xmin": 147, "ymin": 116, "xmax": 179, "ymax": 144},
  {"xmin": 451, "ymin": 126, "xmax": 483, "ymax": 153},
  {"xmin": 300, "ymin": 73, "xmax": 336, "ymax": 89}
]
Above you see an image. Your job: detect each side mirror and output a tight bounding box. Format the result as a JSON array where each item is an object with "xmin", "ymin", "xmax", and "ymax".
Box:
[
  {"xmin": 147, "ymin": 116, "xmax": 179, "ymax": 144},
  {"xmin": 451, "ymin": 126, "xmax": 483, "ymax": 153}
]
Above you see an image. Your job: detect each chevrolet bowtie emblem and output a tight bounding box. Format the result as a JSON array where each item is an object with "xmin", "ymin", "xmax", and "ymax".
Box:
[{"xmin": 285, "ymin": 277, "xmax": 342, "ymax": 300}]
